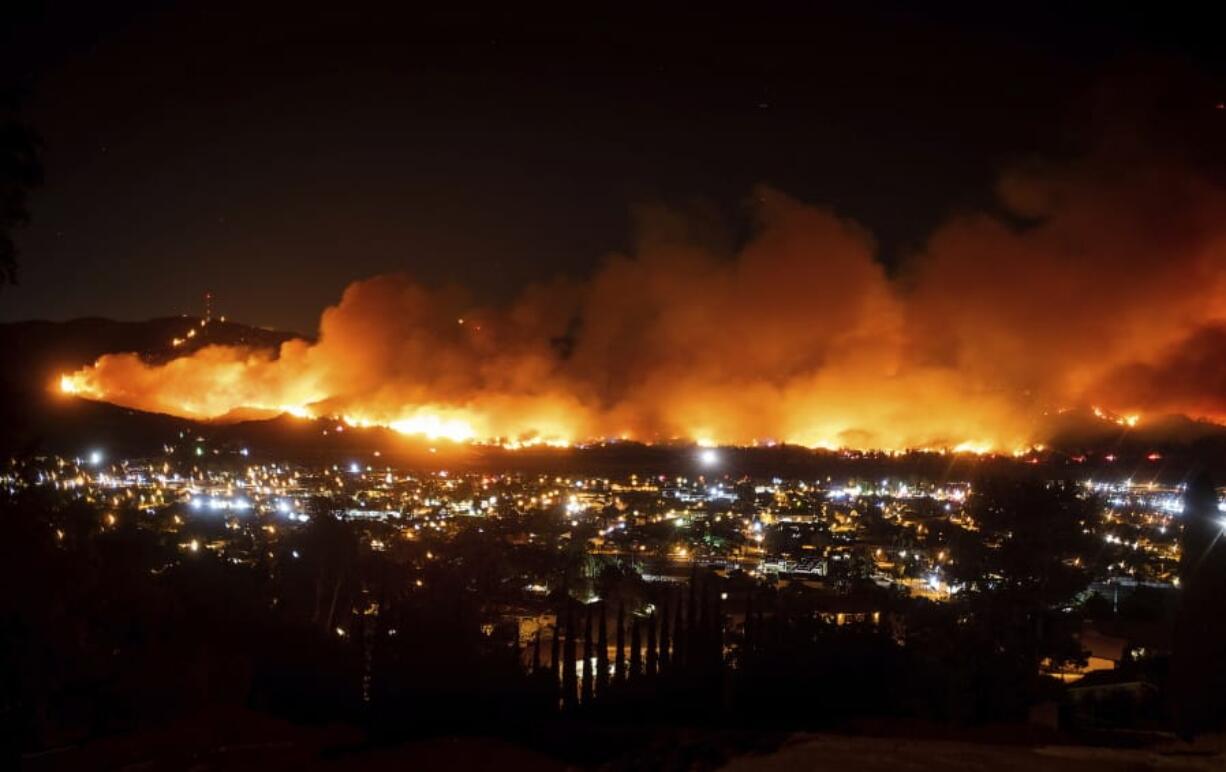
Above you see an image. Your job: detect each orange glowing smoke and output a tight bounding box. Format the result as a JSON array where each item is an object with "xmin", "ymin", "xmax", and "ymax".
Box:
[{"xmin": 60, "ymin": 152, "xmax": 1226, "ymax": 450}]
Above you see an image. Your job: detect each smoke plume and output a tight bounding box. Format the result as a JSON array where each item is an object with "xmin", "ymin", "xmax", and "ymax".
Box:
[{"xmin": 62, "ymin": 151, "xmax": 1226, "ymax": 450}]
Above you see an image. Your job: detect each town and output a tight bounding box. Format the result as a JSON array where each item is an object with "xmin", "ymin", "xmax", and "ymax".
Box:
[{"xmin": 5, "ymin": 444, "xmax": 1201, "ymax": 673}]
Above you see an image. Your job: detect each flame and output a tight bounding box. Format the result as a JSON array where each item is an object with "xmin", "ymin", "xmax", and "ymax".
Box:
[
  {"xmin": 952, "ymin": 441, "xmax": 994, "ymax": 456},
  {"xmin": 56, "ymin": 151, "xmax": 1226, "ymax": 450},
  {"xmin": 385, "ymin": 414, "xmax": 476, "ymax": 443}
]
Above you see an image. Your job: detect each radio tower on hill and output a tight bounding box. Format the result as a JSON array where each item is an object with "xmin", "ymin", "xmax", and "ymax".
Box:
[{"xmin": 203, "ymin": 290, "xmax": 214, "ymax": 324}]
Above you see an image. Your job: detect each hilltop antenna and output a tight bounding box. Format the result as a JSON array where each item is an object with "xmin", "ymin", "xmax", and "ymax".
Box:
[{"xmin": 204, "ymin": 290, "xmax": 214, "ymax": 324}]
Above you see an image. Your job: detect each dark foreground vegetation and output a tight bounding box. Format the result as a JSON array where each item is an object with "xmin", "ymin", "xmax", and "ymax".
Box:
[{"xmin": 2, "ymin": 471, "xmax": 1223, "ymax": 768}]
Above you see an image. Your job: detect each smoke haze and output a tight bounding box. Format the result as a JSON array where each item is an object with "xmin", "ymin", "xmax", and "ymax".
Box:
[{"xmin": 62, "ymin": 150, "xmax": 1226, "ymax": 450}]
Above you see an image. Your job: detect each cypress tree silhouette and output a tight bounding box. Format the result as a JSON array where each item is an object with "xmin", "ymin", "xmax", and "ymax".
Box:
[
  {"xmin": 699, "ymin": 578, "xmax": 715, "ymax": 672},
  {"xmin": 714, "ymin": 584, "xmax": 732, "ymax": 713},
  {"xmin": 582, "ymin": 603, "xmax": 594, "ymax": 705},
  {"xmin": 509, "ymin": 630, "xmax": 521, "ymax": 684},
  {"xmin": 562, "ymin": 601, "xmax": 578, "ymax": 710},
  {"xmin": 646, "ymin": 612, "xmax": 658, "ymax": 677},
  {"xmin": 686, "ymin": 568, "xmax": 698, "ymax": 670},
  {"xmin": 756, "ymin": 602, "xmax": 765, "ymax": 651},
  {"xmin": 630, "ymin": 616, "xmax": 642, "ymax": 680},
  {"xmin": 1172, "ymin": 470, "xmax": 1226, "ymax": 738},
  {"xmin": 614, "ymin": 601, "xmax": 626, "ymax": 684},
  {"xmin": 743, "ymin": 593, "xmax": 754, "ymax": 668},
  {"xmin": 597, "ymin": 601, "xmax": 609, "ymax": 698},
  {"xmin": 531, "ymin": 628, "xmax": 541, "ymax": 673},
  {"xmin": 673, "ymin": 591, "xmax": 686, "ymax": 670},
  {"xmin": 550, "ymin": 617, "xmax": 561, "ymax": 705},
  {"xmin": 659, "ymin": 596, "xmax": 671, "ymax": 672}
]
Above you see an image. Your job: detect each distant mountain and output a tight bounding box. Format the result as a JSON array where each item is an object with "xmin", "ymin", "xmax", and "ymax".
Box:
[{"xmin": 1036, "ymin": 407, "xmax": 1226, "ymax": 458}]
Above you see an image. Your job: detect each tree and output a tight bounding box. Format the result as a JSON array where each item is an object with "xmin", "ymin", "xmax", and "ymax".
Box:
[
  {"xmin": 562, "ymin": 602, "xmax": 577, "ymax": 710},
  {"xmin": 645, "ymin": 613, "xmax": 658, "ymax": 677},
  {"xmin": 581, "ymin": 604, "xmax": 594, "ymax": 704},
  {"xmin": 614, "ymin": 602, "xmax": 626, "ymax": 684},
  {"xmin": 1172, "ymin": 470, "xmax": 1226, "ymax": 738},
  {"xmin": 0, "ymin": 100, "xmax": 42, "ymax": 286},
  {"xmin": 673, "ymin": 593, "xmax": 686, "ymax": 670},
  {"xmin": 596, "ymin": 601, "xmax": 609, "ymax": 698},
  {"xmin": 943, "ymin": 478, "xmax": 1095, "ymax": 714},
  {"xmin": 549, "ymin": 617, "xmax": 561, "ymax": 704},
  {"xmin": 629, "ymin": 616, "xmax": 642, "ymax": 680},
  {"xmin": 658, "ymin": 596, "xmax": 671, "ymax": 672}
]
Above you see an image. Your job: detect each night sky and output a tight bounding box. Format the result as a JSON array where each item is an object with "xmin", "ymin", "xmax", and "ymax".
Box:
[{"xmin": 3, "ymin": 3, "xmax": 1224, "ymax": 333}]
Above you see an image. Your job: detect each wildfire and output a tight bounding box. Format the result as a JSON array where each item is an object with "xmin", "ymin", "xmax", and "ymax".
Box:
[
  {"xmin": 1091, "ymin": 406, "xmax": 1142, "ymax": 428},
  {"xmin": 53, "ymin": 154, "xmax": 1226, "ymax": 449}
]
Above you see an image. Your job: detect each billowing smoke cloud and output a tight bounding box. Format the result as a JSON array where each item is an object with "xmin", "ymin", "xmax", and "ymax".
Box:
[{"xmin": 62, "ymin": 151, "xmax": 1226, "ymax": 450}]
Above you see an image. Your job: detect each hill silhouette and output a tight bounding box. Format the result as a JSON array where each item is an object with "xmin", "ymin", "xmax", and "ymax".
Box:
[
  {"xmin": 0, "ymin": 316, "xmax": 299, "ymax": 456},
  {"xmin": 2, "ymin": 316, "xmax": 1225, "ymax": 477}
]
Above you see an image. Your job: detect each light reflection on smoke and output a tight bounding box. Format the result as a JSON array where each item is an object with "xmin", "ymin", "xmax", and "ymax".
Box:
[{"xmin": 60, "ymin": 154, "xmax": 1226, "ymax": 450}]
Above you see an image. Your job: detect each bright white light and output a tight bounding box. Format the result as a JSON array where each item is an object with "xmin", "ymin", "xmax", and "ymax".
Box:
[
  {"xmin": 699, "ymin": 448, "xmax": 720, "ymax": 466},
  {"xmin": 189, "ymin": 497, "xmax": 201, "ymax": 510},
  {"xmin": 88, "ymin": 450, "xmax": 103, "ymax": 466},
  {"xmin": 349, "ymin": 462, "xmax": 360, "ymax": 474}
]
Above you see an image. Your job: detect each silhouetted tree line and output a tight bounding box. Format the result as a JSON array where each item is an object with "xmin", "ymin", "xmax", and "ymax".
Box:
[
  {"xmin": 538, "ymin": 568, "xmax": 732, "ymax": 718},
  {"xmin": 0, "ymin": 93, "xmax": 42, "ymax": 287}
]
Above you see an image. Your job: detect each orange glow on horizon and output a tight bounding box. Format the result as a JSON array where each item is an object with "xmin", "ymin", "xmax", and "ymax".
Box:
[{"xmin": 52, "ymin": 157, "xmax": 1226, "ymax": 450}]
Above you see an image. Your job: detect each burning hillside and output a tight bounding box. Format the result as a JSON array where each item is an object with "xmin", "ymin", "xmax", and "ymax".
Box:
[{"xmin": 60, "ymin": 152, "xmax": 1226, "ymax": 451}]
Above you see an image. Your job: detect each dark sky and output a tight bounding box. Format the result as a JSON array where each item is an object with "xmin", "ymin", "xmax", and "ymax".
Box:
[{"xmin": 2, "ymin": 3, "xmax": 1224, "ymax": 332}]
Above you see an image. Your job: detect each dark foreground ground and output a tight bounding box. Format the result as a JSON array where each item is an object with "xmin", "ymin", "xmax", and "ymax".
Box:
[{"xmin": 19, "ymin": 708, "xmax": 1225, "ymax": 771}]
